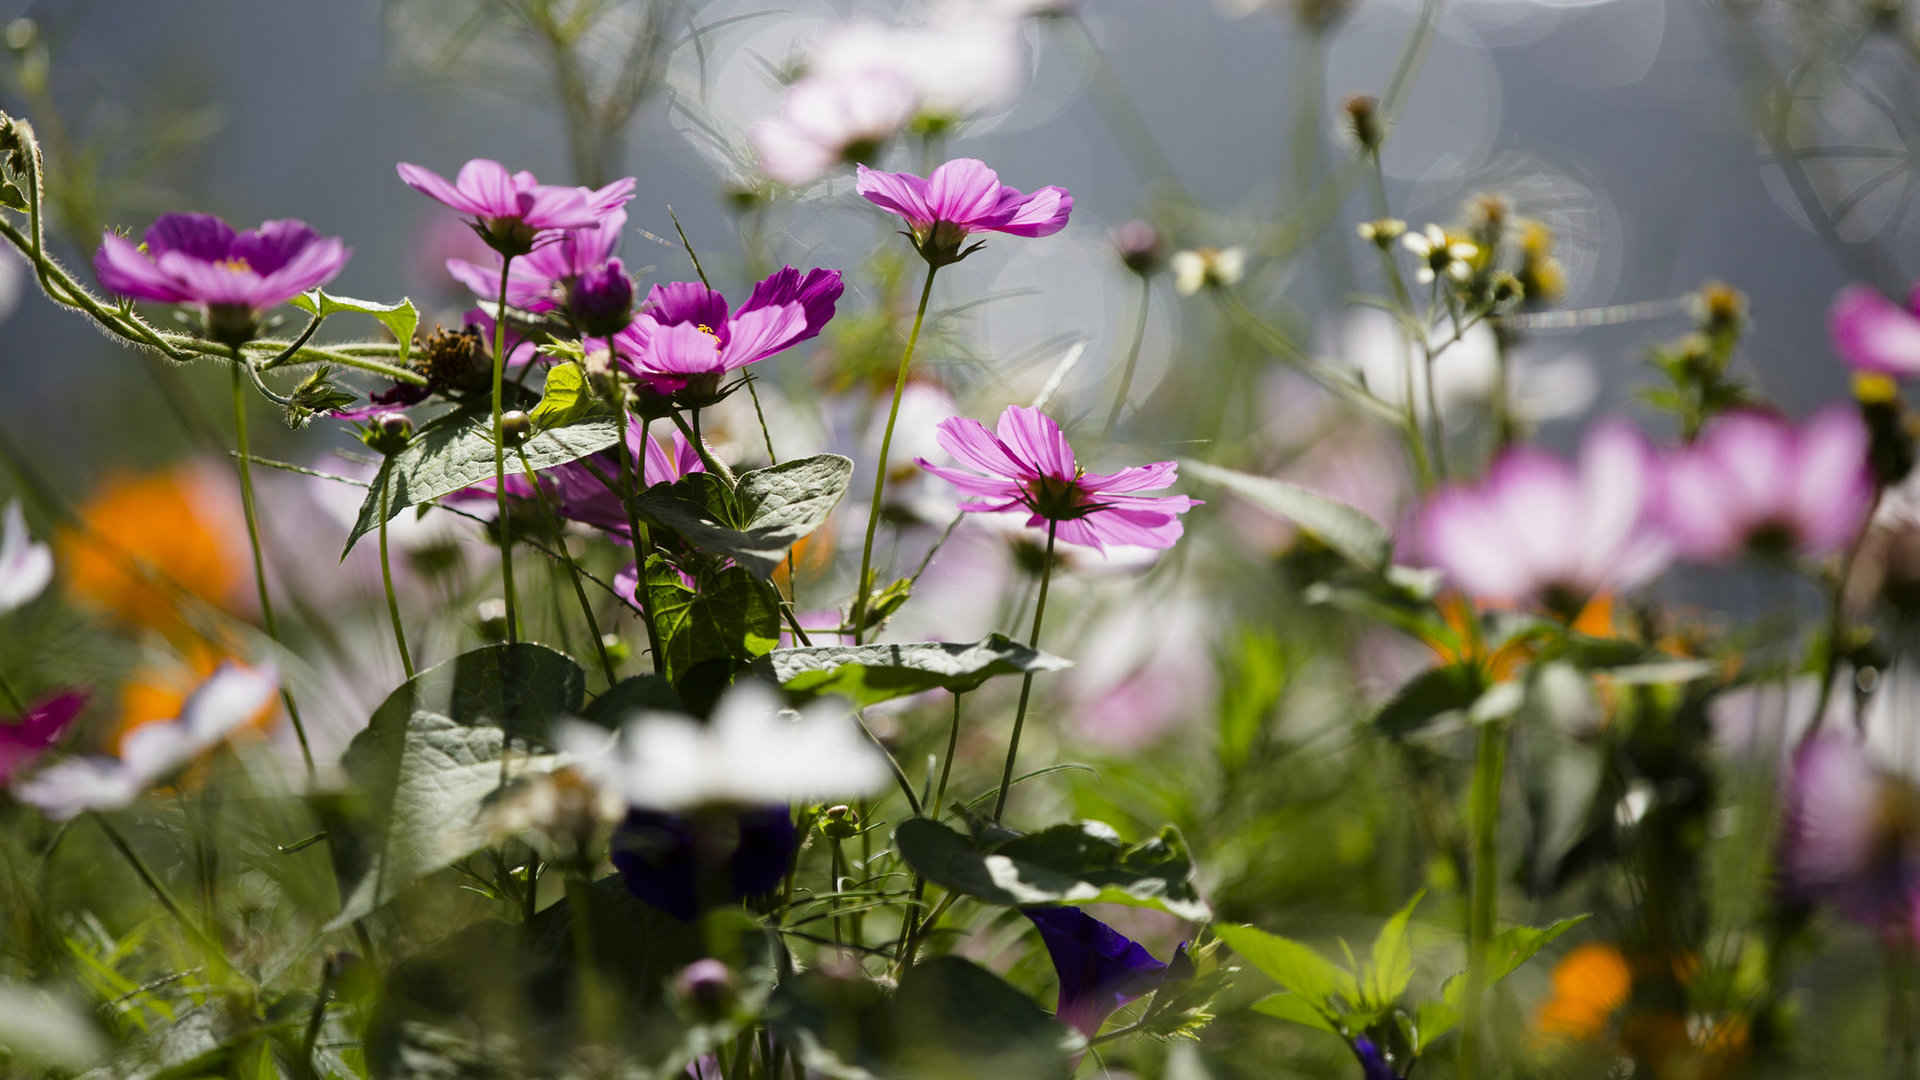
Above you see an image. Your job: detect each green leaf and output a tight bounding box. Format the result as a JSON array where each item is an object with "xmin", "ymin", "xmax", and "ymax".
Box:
[
  {"xmin": 1481, "ymin": 915, "xmax": 1589, "ymax": 986},
  {"xmin": 752, "ymin": 634, "xmax": 1072, "ymax": 707},
  {"xmin": 646, "ymin": 558, "xmax": 782, "ymax": 687},
  {"xmin": 1214, "ymin": 924, "xmax": 1359, "ymax": 1005},
  {"xmin": 1412, "ymin": 997, "xmax": 1460, "ymax": 1051},
  {"xmin": 637, "ymin": 453, "xmax": 854, "ymax": 577},
  {"xmin": 0, "ymin": 981, "xmax": 107, "ymax": 1071},
  {"xmin": 581, "ymin": 674, "xmax": 683, "ymax": 729},
  {"xmin": 1180, "ymin": 458, "xmax": 1391, "ymax": 569},
  {"xmin": 328, "ymin": 644, "xmax": 586, "ymax": 927},
  {"xmin": 292, "ymin": 289, "xmax": 420, "ymax": 366},
  {"xmin": 1248, "ymin": 991, "xmax": 1342, "ymax": 1035},
  {"xmin": 859, "ymin": 577, "xmax": 913, "ymax": 632},
  {"xmin": 0, "ymin": 181, "xmax": 26, "ymax": 212},
  {"xmin": 343, "ymin": 407, "xmax": 622, "ymax": 555},
  {"xmin": 1366, "ymin": 891, "xmax": 1424, "ymax": 1007},
  {"xmin": 1373, "ymin": 665, "xmax": 1485, "ymax": 738},
  {"xmin": 894, "ymin": 818, "xmax": 1210, "ymax": 921},
  {"xmin": 526, "ymin": 361, "xmax": 607, "ymax": 431}
]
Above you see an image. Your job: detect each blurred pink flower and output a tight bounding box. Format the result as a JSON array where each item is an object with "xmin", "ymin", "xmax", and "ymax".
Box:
[
  {"xmin": 1830, "ymin": 284, "xmax": 1920, "ymax": 378},
  {"xmin": 751, "ymin": 72, "xmax": 917, "ymax": 186},
  {"xmin": 1413, "ymin": 420, "xmax": 1668, "ymax": 609},
  {"xmin": 1659, "ymin": 408, "xmax": 1872, "ymax": 562},
  {"xmin": 917, "ymin": 405, "xmax": 1197, "ymax": 551},
  {"xmin": 445, "ymin": 209, "xmax": 628, "ymax": 314},
  {"xmin": 0, "ymin": 690, "xmax": 85, "ymax": 787},
  {"xmin": 1782, "ymin": 734, "xmax": 1920, "ymax": 940}
]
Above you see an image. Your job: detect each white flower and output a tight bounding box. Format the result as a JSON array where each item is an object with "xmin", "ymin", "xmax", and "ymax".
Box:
[
  {"xmin": 1170, "ymin": 247, "xmax": 1246, "ymax": 296},
  {"xmin": 1339, "ymin": 309, "xmax": 1595, "ymax": 427},
  {"xmin": 16, "ymin": 663, "xmax": 279, "ymax": 820},
  {"xmin": 810, "ymin": 18, "xmax": 1023, "ymax": 121},
  {"xmin": 1402, "ymin": 224, "xmax": 1478, "ymax": 285},
  {"xmin": 750, "ymin": 71, "xmax": 918, "ymax": 186},
  {"xmin": 553, "ymin": 682, "xmax": 889, "ymax": 812},
  {"xmin": 0, "ymin": 500, "xmax": 51, "ymax": 615}
]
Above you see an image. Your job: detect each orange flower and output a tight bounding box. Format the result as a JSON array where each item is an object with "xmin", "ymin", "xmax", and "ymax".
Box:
[
  {"xmin": 1534, "ymin": 943, "xmax": 1632, "ymax": 1042},
  {"xmin": 59, "ymin": 466, "xmax": 244, "ymax": 636}
]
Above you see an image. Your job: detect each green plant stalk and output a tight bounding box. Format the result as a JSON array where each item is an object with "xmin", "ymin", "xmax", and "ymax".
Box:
[
  {"xmin": 850, "ymin": 263, "xmax": 939, "ymax": 643},
  {"xmin": 993, "ymin": 519, "xmax": 1058, "ymax": 822},
  {"xmin": 94, "ymin": 814, "xmax": 225, "ymax": 961},
  {"xmin": 1103, "ymin": 275, "xmax": 1152, "ymax": 435},
  {"xmin": 230, "ymin": 360, "xmax": 316, "ymax": 775},
  {"xmin": 1460, "ymin": 719, "xmax": 1508, "ymax": 1078},
  {"xmin": 565, "ymin": 871, "xmax": 612, "ymax": 1048},
  {"xmin": 377, "ymin": 470, "xmax": 415, "ymax": 680},
  {"xmin": 0, "ymin": 669, "xmax": 24, "ymax": 713},
  {"xmin": 518, "ymin": 447, "xmax": 617, "ymax": 684},
  {"xmin": 1364, "ymin": 152, "xmax": 1435, "ymax": 491},
  {"xmin": 829, "ymin": 838, "xmax": 847, "ymax": 950},
  {"xmin": 612, "ymin": 396, "xmax": 667, "ymax": 672},
  {"xmin": 490, "ymin": 256, "xmax": 522, "ymax": 645}
]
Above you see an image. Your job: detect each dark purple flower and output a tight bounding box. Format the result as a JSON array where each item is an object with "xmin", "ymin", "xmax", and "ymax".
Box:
[
  {"xmin": 612, "ymin": 267, "xmax": 843, "ymax": 401},
  {"xmin": 94, "ymin": 214, "xmax": 350, "ymax": 345},
  {"xmin": 1412, "ymin": 420, "xmax": 1669, "ymax": 610},
  {"xmin": 857, "ymin": 158, "xmax": 1071, "ymax": 263},
  {"xmin": 1353, "ymin": 1037, "xmax": 1404, "ymax": 1080},
  {"xmin": 474, "ymin": 423, "xmax": 704, "ymax": 539},
  {"xmin": 1831, "ymin": 284, "xmax": 1920, "ymax": 378},
  {"xmin": 609, "ymin": 805, "xmax": 798, "ymax": 922},
  {"xmin": 397, "ymin": 158, "xmax": 634, "ymax": 255},
  {"xmin": 0, "ymin": 690, "xmax": 85, "ymax": 788},
  {"xmin": 445, "ymin": 209, "xmax": 628, "ymax": 316},
  {"xmin": 1660, "ymin": 408, "xmax": 1874, "ymax": 562},
  {"xmin": 916, "ymin": 405, "xmax": 1199, "ymax": 552},
  {"xmin": 567, "ymin": 258, "xmax": 636, "ymax": 337},
  {"xmin": 1023, "ymin": 906, "xmax": 1172, "ymax": 1038}
]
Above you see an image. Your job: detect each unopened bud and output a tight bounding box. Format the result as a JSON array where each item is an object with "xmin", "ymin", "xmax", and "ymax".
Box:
[
  {"xmin": 500, "ymin": 410, "xmax": 532, "ymax": 447},
  {"xmin": 365, "ymin": 411, "xmax": 414, "ymax": 456},
  {"xmin": 1111, "ymin": 220, "xmax": 1163, "ymax": 276},
  {"xmin": 567, "ymin": 258, "xmax": 635, "ymax": 338},
  {"xmin": 1695, "ymin": 282, "xmax": 1746, "ymax": 338},
  {"xmin": 673, "ymin": 958, "xmax": 737, "ymax": 1021},
  {"xmin": 476, "ymin": 598, "xmax": 509, "ymax": 641},
  {"xmin": 1344, "ymin": 95, "xmax": 1383, "ymax": 151},
  {"xmin": 820, "ymin": 804, "xmax": 861, "ymax": 840}
]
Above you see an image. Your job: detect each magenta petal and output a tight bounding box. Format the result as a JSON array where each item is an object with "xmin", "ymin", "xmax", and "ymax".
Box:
[
  {"xmin": 94, "ymin": 232, "xmax": 192, "ymax": 303},
  {"xmin": 232, "ymin": 219, "xmax": 319, "ymax": 274},
  {"xmin": 1831, "ymin": 285, "xmax": 1920, "ymax": 377},
  {"xmin": 917, "ymin": 459, "xmax": 1028, "ymax": 499},
  {"xmin": 719, "ymin": 302, "xmax": 810, "ymax": 370},
  {"xmin": 1080, "ymin": 460, "xmax": 1178, "ymax": 494},
  {"xmin": 398, "ymin": 161, "xmax": 488, "ymax": 217},
  {"xmin": 144, "ymin": 213, "xmax": 236, "ymax": 260},
  {"xmin": 933, "ymin": 417, "xmax": 1030, "ymax": 479},
  {"xmin": 254, "ymin": 237, "xmax": 351, "ymax": 307},
  {"xmin": 0, "ymin": 690, "xmax": 86, "ymax": 787},
  {"xmin": 855, "ymin": 164, "xmax": 934, "ymax": 228},
  {"xmin": 989, "ymin": 186, "xmax": 1074, "ymax": 238},
  {"xmin": 739, "ymin": 266, "xmax": 844, "ymax": 341},
  {"xmin": 1081, "ymin": 505, "xmax": 1186, "ymax": 550},
  {"xmin": 1792, "ymin": 406, "xmax": 1874, "ymax": 555},
  {"xmin": 923, "ymin": 158, "xmax": 1007, "ymax": 226},
  {"xmin": 643, "ymin": 322, "xmax": 727, "ymax": 376},
  {"xmin": 994, "ymin": 405, "xmax": 1077, "ymax": 481},
  {"xmin": 457, "ymin": 158, "xmax": 521, "ymax": 217},
  {"xmin": 645, "ymin": 281, "xmax": 732, "ymax": 329}
]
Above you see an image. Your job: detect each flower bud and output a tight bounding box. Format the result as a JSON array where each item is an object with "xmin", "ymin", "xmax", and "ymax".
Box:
[
  {"xmin": 672, "ymin": 958, "xmax": 737, "ymax": 1021},
  {"xmin": 364, "ymin": 411, "xmax": 414, "ymax": 456},
  {"xmin": 1343, "ymin": 95, "xmax": 1383, "ymax": 152},
  {"xmin": 500, "ymin": 410, "xmax": 532, "ymax": 447},
  {"xmin": 476, "ymin": 598, "xmax": 509, "ymax": 641},
  {"xmin": 819, "ymin": 804, "xmax": 861, "ymax": 840},
  {"xmin": 1356, "ymin": 218, "xmax": 1406, "ymax": 249},
  {"xmin": 1111, "ymin": 220, "xmax": 1163, "ymax": 276},
  {"xmin": 567, "ymin": 258, "xmax": 635, "ymax": 338},
  {"xmin": 1694, "ymin": 281, "xmax": 1746, "ymax": 339}
]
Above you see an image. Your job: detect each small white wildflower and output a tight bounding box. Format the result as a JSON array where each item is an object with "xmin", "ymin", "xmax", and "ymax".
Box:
[
  {"xmin": 1171, "ymin": 247, "xmax": 1246, "ymax": 296},
  {"xmin": 1403, "ymin": 224, "xmax": 1479, "ymax": 286},
  {"xmin": 0, "ymin": 500, "xmax": 51, "ymax": 615}
]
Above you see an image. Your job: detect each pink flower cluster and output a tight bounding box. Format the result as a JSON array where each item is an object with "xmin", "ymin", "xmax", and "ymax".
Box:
[{"xmin": 1413, "ymin": 408, "xmax": 1874, "ymax": 611}]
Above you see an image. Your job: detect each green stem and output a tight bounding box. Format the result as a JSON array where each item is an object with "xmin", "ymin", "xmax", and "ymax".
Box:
[
  {"xmin": 934, "ymin": 692, "xmax": 963, "ymax": 819},
  {"xmin": 377, "ymin": 471, "xmax": 415, "ymax": 680},
  {"xmin": 829, "ymin": 839, "xmax": 847, "ymax": 950},
  {"xmin": 229, "ymin": 360, "xmax": 315, "ymax": 775},
  {"xmin": 94, "ymin": 814, "xmax": 223, "ymax": 958},
  {"xmin": 1460, "ymin": 720, "xmax": 1508, "ymax": 1078},
  {"xmin": 613, "ymin": 394, "xmax": 667, "ymax": 672},
  {"xmin": 518, "ymin": 447, "xmax": 617, "ymax": 684},
  {"xmin": 992, "ymin": 519, "xmax": 1057, "ymax": 822},
  {"xmin": 0, "ymin": 669, "xmax": 25, "ymax": 713},
  {"xmin": 851, "ymin": 262, "xmax": 939, "ymax": 643},
  {"xmin": 671, "ymin": 408, "xmax": 737, "ymax": 487},
  {"xmin": 565, "ymin": 871, "xmax": 612, "ymax": 1048},
  {"xmin": 1103, "ymin": 275, "xmax": 1152, "ymax": 435},
  {"xmin": 491, "ymin": 255, "xmax": 521, "ymax": 645}
]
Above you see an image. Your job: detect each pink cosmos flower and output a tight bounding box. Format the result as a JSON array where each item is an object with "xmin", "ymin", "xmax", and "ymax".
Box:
[
  {"xmin": 471, "ymin": 423, "xmax": 705, "ymax": 537},
  {"xmin": 856, "ymin": 158, "xmax": 1071, "ymax": 263},
  {"xmin": 1830, "ymin": 284, "xmax": 1920, "ymax": 378},
  {"xmin": 1413, "ymin": 420, "xmax": 1669, "ymax": 610},
  {"xmin": 396, "ymin": 158, "xmax": 634, "ymax": 255},
  {"xmin": 93, "ymin": 214, "xmax": 350, "ymax": 345},
  {"xmin": 1660, "ymin": 408, "xmax": 1873, "ymax": 562},
  {"xmin": 612, "ymin": 267, "xmax": 844, "ymax": 400},
  {"xmin": 751, "ymin": 72, "xmax": 917, "ymax": 187},
  {"xmin": 0, "ymin": 690, "xmax": 85, "ymax": 787},
  {"xmin": 445, "ymin": 209, "xmax": 627, "ymax": 314},
  {"xmin": 1781, "ymin": 734, "xmax": 1920, "ymax": 939},
  {"xmin": 915, "ymin": 405, "xmax": 1197, "ymax": 551}
]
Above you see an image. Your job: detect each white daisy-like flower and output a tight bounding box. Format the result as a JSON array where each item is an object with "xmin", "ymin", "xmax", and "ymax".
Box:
[
  {"xmin": 1403, "ymin": 224, "xmax": 1479, "ymax": 285},
  {"xmin": 552, "ymin": 682, "xmax": 889, "ymax": 812},
  {"xmin": 0, "ymin": 500, "xmax": 52, "ymax": 615},
  {"xmin": 1171, "ymin": 246, "xmax": 1247, "ymax": 296},
  {"xmin": 15, "ymin": 663, "xmax": 279, "ymax": 820}
]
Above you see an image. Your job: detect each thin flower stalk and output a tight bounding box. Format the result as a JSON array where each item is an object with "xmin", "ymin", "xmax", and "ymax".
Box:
[
  {"xmin": 490, "ymin": 255, "xmax": 521, "ymax": 645},
  {"xmin": 851, "ymin": 262, "xmax": 939, "ymax": 642},
  {"xmin": 377, "ymin": 471, "xmax": 414, "ymax": 680},
  {"xmin": 994, "ymin": 518, "xmax": 1057, "ymax": 822}
]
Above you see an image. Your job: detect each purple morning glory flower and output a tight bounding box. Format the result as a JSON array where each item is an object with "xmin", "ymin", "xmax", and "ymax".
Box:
[
  {"xmin": 611, "ymin": 267, "xmax": 844, "ymax": 403},
  {"xmin": 1780, "ymin": 734, "xmax": 1920, "ymax": 940},
  {"xmin": 856, "ymin": 157, "xmax": 1071, "ymax": 263},
  {"xmin": 609, "ymin": 805, "xmax": 798, "ymax": 922},
  {"xmin": 1659, "ymin": 407, "xmax": 1874, "ymax": 562},
  {"xmin": 1831, "ymin": 284, "xmax": 1920, "ymax": 378},
  {"xmin": 93, "ymin": 214, "xmax": 350, "ymax": 346},
  {"xmin": 1413, "ymin": 420, "xmax": 1670, "ymax": 611},
  {"xmin": 1023, "ymin": 906, "xmax": 1172, "ymax": 1038},
  {"xmin": 396, "ymin": 158, "xmax": 634, "ymax": 256},
  {"xmin": 0, "ymin": 690, "xmax": 85, "ymax": 788},
  {"xmin": 0, "ymin": 500, "xmax": 52, "ymax": 615},
  {"xmin": 915, "ymin": 405, "xmax": 1199, "ymax": 552}
]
